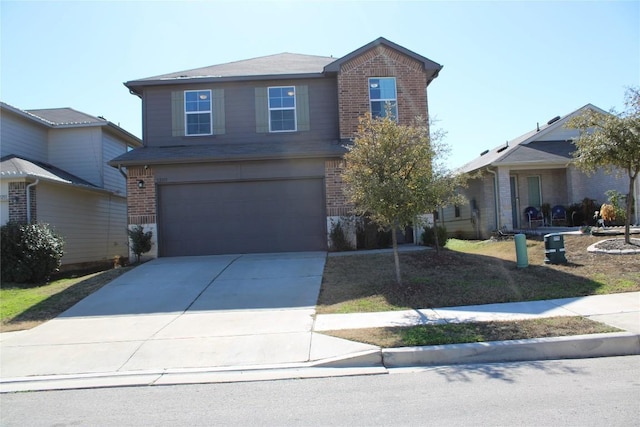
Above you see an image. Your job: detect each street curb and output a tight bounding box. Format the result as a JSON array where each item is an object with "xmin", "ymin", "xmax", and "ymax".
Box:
[
  {"xmin": 0, "ymin": 364, "xmax": 388, "ymax": 394},
  {"xmin": 382, "ymin": 332, "xmax": 640, "ymax": 368},
  {"xmin": 2, "ymin": 333, "xmax": 638, "ymax": 393},
  {"xmin": 311, "ymin": 349, "xmax": 382, "ymax": 368}
]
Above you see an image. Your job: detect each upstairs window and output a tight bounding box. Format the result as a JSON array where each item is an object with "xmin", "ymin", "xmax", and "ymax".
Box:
[
  {"xmin": 369, "ymin": 77, "xmax": 397, "ymax": 119},
  {"xmin": 185, "ymin": 90, "xmax": 212, "ymax": 136},
  {"xmin": 268, "ymin": 86, "xmax": 296, "ymax": 132}
]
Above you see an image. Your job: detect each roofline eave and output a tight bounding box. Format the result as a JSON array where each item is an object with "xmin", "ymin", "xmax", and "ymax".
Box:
[
  {"xmin": 0, "ymin": 173, "xmax": 121, "ymax": 196},
  {"xmin": 125, "ymin": 72, "xmax": 329, "ymax": 95},
  {"xmin": 108, "ymin": 152, "xmax": 346, "ymax": 168}
]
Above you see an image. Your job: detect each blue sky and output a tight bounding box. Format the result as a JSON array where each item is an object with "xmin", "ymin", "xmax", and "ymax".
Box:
[{"xmin": 1, "ymin": 1, "xmax": 638, "ymax": 167}]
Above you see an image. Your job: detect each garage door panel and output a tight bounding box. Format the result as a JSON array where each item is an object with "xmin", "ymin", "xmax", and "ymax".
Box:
[{"xmin": 158, "ymin": 179, "xmax": 325, "ymax": 256}]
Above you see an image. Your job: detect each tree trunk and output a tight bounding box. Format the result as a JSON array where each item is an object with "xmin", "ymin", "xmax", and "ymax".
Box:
[
  {"xmin": 625, "ymin": 175, "xmax": 636, "ymax": 245},
  {"xmin": 391, "ymin": 225, "xmax": 402, "ymax": 286},
  {"xmin": 433, "ymin": 210, "xmax": 440, "ymax": 254}
]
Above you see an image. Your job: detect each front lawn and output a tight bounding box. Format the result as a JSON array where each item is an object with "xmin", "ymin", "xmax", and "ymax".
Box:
[
  {"xmin": 1, "ymin": 267, "xmax": 132, "ymax": 332},
  {"xmin": 317, "ymin": 235, "xmax": 640, "ymax": 314}
]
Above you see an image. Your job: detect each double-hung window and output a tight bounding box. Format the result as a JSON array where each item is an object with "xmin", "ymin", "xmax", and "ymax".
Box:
[
  {"xmin": 369, "ymin": 77, "xmax": 397, "ymax": 119},
  {"xmin": 185, "ymin": 90, "xmax": 212, "ymax": 136},
  {"xmin": 268, "ymin": 86, "xmax": 296, "ymax": 132}
]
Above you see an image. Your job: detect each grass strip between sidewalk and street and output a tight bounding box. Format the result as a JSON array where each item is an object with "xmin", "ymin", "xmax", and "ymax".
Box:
[{"xmin": 321, "ymin": 316, "xmax": 622, "ymax": 348}]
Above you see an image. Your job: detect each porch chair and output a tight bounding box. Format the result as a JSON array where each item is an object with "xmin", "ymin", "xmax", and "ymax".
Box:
[
  {"xmin": 551, "ymin": 205, "xmax": 567, "ymax": 226},
  {"xmin": 524, "ymin": 206, "xmax": 544, "ymax": 228}
]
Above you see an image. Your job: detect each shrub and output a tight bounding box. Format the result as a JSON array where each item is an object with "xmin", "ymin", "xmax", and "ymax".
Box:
[
  {"xmin": 127, "ymin": 225, "xmax": 152, "ymax": 263},
  {"xmin": 1, "ymin": 222, "xmax": 65, "ymax": 284},
  {"xmin": 568, "ymin": 198, "xmax": 599, "ymax": 226},
  {"xmin": 605, "ymin": 190, "xmax": 627, "ymax": 225},
  {"xmin": 329, "ymin": 220, "xmax": 354, "ymax": 252},
  {"xmin": 356, "ymin": 218, "xmax": 392, "ymax": 250},
  {"xmin": 421, "ymin": 225, "xmax": 448, "ymax": 247}
]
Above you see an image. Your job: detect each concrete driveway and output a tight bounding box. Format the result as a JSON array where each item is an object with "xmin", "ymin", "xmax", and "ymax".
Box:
[{"xmin": 0, "ymin": 252, "xmax": 376, "ymax": 379}]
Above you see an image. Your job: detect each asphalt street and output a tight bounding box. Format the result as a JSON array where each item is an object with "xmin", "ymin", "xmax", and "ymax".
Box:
[{"xmin": 2, "ymin": 355, "xmax": 638, "ymax": 426}]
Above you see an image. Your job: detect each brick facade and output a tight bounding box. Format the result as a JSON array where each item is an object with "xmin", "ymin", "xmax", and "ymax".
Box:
[
  {"xmin": 337, "ymin": 44, "xmax": 429, "ymax": 139},
  {"xmin": 8, "ymin": 181, "xmax": 36, "ymax": 223},
  {"xmin": 127, "ymin": 166, "xmax": 156, "ymax": 225},
  {"xmin": 325, "ymin": 159, "xmax": 353, "ymax": 216}
]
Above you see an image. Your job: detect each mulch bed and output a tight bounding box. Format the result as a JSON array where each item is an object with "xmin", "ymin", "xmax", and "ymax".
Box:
[{"xmin": 592, "ymin": 238, "xmax": 640, "ymax": 252}]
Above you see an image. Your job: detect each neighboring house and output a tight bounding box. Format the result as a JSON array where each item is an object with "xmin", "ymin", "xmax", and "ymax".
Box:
[
  {"xmin": 441, "ymin": 104, "xmax": 639, "ymax": 239},
  {"xmin": 109, "ymin": 37, "xmax": 442, "ymax": 257},
  {"xmin": 0, "ymin": 102, "xmax": 142, "ymax": 269}
]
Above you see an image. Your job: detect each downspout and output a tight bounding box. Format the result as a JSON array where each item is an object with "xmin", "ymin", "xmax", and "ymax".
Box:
[
  {"xmin": 26, "ymin": 179, "xmax": 39, "ymax": 223},
  {"xmin": 117, "ymin": 164, "xmax": 128, "ymax": 180},
  {"xmin": 486, "ymin": 168, "xmax": 500, "ymax": 230}
]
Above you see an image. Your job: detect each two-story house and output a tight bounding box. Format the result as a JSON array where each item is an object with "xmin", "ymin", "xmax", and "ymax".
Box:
[
  {"xmin": 0, "ymin": 102, "xmax": 142, "ymax": 269},
  {"xmin": 110, "ymin": 37, "xmax": 442, "ymax": 257}
]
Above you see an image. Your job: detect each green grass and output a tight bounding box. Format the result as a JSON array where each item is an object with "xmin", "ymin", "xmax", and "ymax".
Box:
[{"xmin": 1, "ymin": 267, "xmax": 132, "ymax": 332}]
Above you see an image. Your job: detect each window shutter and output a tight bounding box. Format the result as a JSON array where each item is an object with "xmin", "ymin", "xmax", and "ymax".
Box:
[
  {"xmin": 255, "ymin": 87, "xmax": 269, "ymax": 133},
  {"xmin": 171, "ymin": 91, "xmax": 185, "ymax": 137},
  {"xmin": 212, "ymin": 88, "xmax": 225, "ymax": 135},
  {"xmin": 296, "ymin": 85, "xmax": 309, "ymax": 131}
]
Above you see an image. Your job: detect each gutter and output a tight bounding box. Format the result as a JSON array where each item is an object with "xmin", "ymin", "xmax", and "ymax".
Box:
[
  {"xmin": 26, "ymin": 179, "xmax": 39, "ymax": 223},
  {"xmin": 486, "ymin": 167, "xmax": 500, "ymax": 230}
]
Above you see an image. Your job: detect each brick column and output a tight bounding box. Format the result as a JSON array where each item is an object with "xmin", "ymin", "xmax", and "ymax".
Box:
[
  {"xmin": 127, "ymin": 166, "xmax": 156, "ymax": 225},
  {"xmin": 8, "ymin": 181, "xmax": 36, "ymax": 223}
]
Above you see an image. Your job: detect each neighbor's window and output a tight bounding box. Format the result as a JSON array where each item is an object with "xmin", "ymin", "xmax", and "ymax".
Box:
[
  {"xmin": 369, "ymin": 77, "xmax": 397, "ymax": 119},
  {"xmin": 268, "ymin": 86, "xmax": 296, "ymax": 132},
  {"xmin": 185, "ymin": 90, "xmax": 212, "ymax": 136}
]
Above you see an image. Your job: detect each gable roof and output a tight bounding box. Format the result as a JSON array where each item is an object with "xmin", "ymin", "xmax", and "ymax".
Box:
[
  {"xmin": 139, "ymin": 53, "xmax": 335, "ymax": 81},
  {"xmin": 0, "ymin": 102, "xmax": 142, "ymax": 147},
  {"xmin": 0, "ymin": 155, "xmax": 110, "ymax": 193},
  {"xmin": 459, "ymin": 104, "xmax": 610, "ymax": 173},
  {"xmin": 125, "ymin": 37, "xmax": 442, "ymax": 95},
  {"xmin": 323, "ymin": 37, "xmax": 442, "ymax": 84},
  {"xmin": 125, "ymin": 53, "xmax": 335, "ymax": 95},
  {"xmin": 26, "ymin": 107, "xmax": 106, "ymax": 126}
]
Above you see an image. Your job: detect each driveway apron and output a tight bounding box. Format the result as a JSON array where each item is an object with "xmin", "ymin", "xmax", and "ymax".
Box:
[{"xmin": 0, "ymin": 252, "xmax": 327, "ymax": 377}]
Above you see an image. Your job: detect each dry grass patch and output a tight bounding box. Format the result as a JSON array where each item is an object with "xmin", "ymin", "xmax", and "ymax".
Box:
[
  {"xmin": 323, "ymin": 316, "xmax": 622, "ymax": 348},
  {"xmin": 318, "ymin": 235, "xmax": 640, "ymax": 314}
]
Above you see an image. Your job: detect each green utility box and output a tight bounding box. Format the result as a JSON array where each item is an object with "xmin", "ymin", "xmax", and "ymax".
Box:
[{"xmin": 544, "ymin": 233, "xmax": 567, "ymax": 264}]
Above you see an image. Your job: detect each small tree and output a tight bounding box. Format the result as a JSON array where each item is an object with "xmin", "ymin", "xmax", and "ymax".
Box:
[
  {"xmin": 127, "ymin": 225, "xmax": 152, "ymax": 263},
  {"xmin": 343, "ymin": 111, "xmax": 467, "ymax": 285},
  {"xmin": 566, "ymin": 87, "xmax": 640, "ymax": 244}
]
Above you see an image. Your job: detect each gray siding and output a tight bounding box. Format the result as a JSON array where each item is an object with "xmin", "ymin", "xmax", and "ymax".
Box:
[
  {"xmin": 48, "ymin": 127, "xmax": 104, "ymax": 187},
  {"xmin": 0, "ymin": 112, "xmax": 48, "ymax": 161},
  {"xmin": 37, "ymin": 182, "xmax": 128, "ymax": 265},
  {"xmin": 102, "ymin": 131, "xmax": 129, "ymax": 195},
  {"xmin": 143, "ymin": 78, "xmax": 339, "ymax": 147}
]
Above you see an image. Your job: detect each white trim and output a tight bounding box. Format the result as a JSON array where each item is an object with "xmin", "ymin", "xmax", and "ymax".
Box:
[
  {"xmin": 184, "ymin": 89, "xmax": 213, "ymax": 136},
  {"xmin": 268, "ymin": 86, "xmax": 297, "ymax": 133},
  {"xmin": 368, "ymin": 77, "xmax": 398, "ymax": 120}
]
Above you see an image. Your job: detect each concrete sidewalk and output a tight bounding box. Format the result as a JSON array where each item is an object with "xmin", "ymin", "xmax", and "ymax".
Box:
[
  {"xmin": 314, "ymin": 292, "xmax": 640, "ymax": 333},
  {"xmin": 1, "ymin": 266, "xmax": 639, "ymax": 392}
]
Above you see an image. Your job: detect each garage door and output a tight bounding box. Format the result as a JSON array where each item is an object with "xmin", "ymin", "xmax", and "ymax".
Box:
[{"xmin": 158, "ymin": 179, "xmax": 326, "ymax": 256}]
